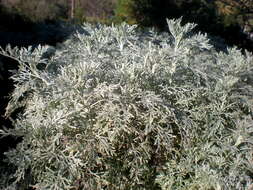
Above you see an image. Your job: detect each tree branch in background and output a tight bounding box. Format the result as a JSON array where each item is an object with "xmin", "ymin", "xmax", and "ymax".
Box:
[{"xmin": 70, "ymin": 0, "xmax": 75, "ymax": 19}]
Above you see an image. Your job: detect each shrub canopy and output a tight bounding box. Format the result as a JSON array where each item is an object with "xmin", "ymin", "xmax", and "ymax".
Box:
[{"xmin": 0, "ymin": 18, "xmax": 253, "ymax": 190}]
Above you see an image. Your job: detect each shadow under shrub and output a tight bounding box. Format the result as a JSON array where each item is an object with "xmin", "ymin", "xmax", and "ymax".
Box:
[{"xmin": 0, "ymin": 18, "xmax": 253, "ymax": 190}]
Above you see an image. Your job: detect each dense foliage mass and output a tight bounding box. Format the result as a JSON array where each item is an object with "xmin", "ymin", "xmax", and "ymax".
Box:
[{"xmin": 0, "ymin": 18, "xmax": 253, "ymax": 190}]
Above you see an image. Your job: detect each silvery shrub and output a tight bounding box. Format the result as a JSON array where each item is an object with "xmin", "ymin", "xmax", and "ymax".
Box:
[{"xmin": 0, "ymin": 18, "xmax": 253, "ymax": 190}]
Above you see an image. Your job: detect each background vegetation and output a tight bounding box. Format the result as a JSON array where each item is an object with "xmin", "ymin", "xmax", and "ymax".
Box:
[
  {"xmin": 0, "ymin": 0, "xmax": 252, "ymax": 50},
  {"xmin": 114, "ymin": 0, "xmax": 253, "ymax": 51}
]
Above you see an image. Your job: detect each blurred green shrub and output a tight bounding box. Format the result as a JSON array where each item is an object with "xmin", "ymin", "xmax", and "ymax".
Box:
[
  {"xmin": 114, "ymin": 0, "xmax": 137, "ymax": 24},
  {"xmin": 113, "ymin": 0, "xmax": 217, "ymax": 28},
  {"xmin": 73, "ymin": 0, "xmax": 116, "ymax": 25}
]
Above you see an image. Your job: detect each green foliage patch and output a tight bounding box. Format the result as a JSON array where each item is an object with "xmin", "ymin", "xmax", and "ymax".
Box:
[{"xmin": 0, "ymin": 18, "xmax": 253, "ymax": 190}]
